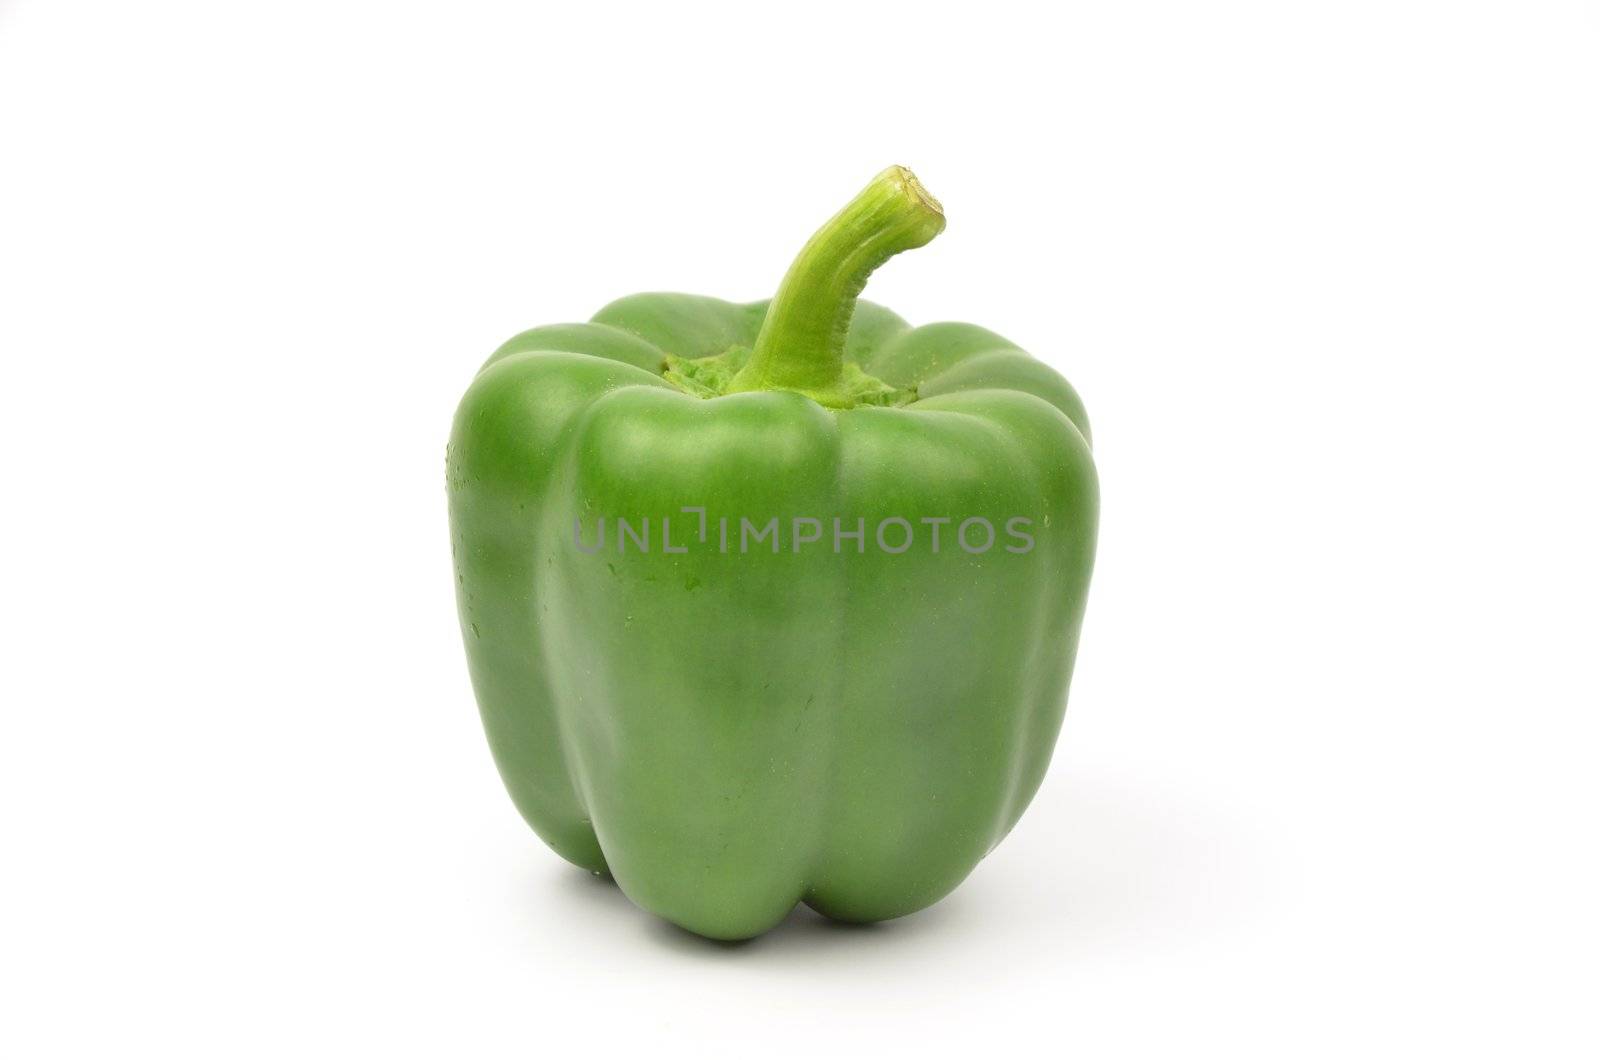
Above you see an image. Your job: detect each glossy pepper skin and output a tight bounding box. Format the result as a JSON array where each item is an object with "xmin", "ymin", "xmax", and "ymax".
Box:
[{"xmin": 448, "ymin": 168, "xmax": 1097, "ymax": 939}]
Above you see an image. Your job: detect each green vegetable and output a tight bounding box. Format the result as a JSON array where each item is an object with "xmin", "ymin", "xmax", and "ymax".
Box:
[{"xmin": 448, "ymin": 167, "xmax": 1098, "ymax": 939}]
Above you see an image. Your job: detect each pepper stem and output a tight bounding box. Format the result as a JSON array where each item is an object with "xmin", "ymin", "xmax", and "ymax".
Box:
[{"xmin": 726, "ymin": 166, "xmax": 944, "ymax": 407}]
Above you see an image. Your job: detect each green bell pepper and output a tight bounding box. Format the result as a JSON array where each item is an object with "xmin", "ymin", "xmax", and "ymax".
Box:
[{"xmin": 448, "ymin": 167, "xmax": 1097, "ymax": 939}]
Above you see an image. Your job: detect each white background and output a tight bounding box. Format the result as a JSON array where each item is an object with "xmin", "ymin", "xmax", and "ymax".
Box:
[{"xmin": 2, "ymin": 1, "xmax": 1596, "ymax": 1054}]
